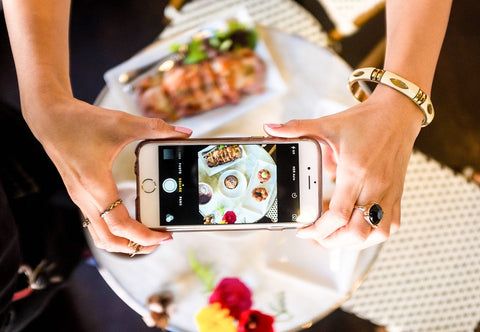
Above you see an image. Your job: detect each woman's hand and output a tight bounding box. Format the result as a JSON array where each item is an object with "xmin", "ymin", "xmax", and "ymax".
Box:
[
  {"xmin": 3, "ymin": 0, "xmax": 194, "ymax": 256},
  {"xmin": 26, "ymin": 97, "xmax": 192, "ymax": 255},
  {"xmin": 264, "ymin": 86, "xmax": 423, "ymax": 249}
]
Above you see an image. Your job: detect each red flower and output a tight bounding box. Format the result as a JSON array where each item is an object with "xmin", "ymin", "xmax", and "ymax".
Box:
[
  {"xmin": 222, "ymin": 211, "xmax": 237, "ymax": 224},
  {"xmin": 238, "ymin": 310, "xmax": 275, "ymax": 332},
  {"xmin": 209, "ymin": 277, "xmax": 252, "ymax": 319}
]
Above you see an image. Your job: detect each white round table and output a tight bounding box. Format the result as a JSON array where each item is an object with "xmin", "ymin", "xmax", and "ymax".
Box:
[
  {"xmin": 93, "ymin": 26, "xmax": 380, "ymax": 332},
  {"xmin": 93, "ymin": 1, "xmax": 480, "ymax": 331}
]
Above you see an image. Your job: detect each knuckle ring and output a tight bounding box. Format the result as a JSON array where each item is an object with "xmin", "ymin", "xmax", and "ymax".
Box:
[
  {"xmin": 100, "ymin": 198, "xmax": 123, "ymax": 218},
  {"xmin": 82, "ymin": 218, "xmax": 91, "ymax": 228},
  {"xmin": 354, "ymin": 202, "xmax": 383, "ymax": 228},
  {"xmin": 129, "ymin": 242, "xmax": 143, "ymax": 257}
]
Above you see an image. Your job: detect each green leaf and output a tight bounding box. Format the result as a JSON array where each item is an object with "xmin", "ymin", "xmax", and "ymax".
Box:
[
  {"xmin": 227, "ymin": 20, "xmax": 247, "ymax": 33},
  {"xmin": 183, "ymin": 51, "xmax": 207, "ymax": 64},
  {"xmin": 188, "ymin": 250, "xmax": 216, "ymax": 292},
  {"xmin": 169, "ymin": 43, "xmax": 181, "ymax": 52},
  {"xmin": 182, "ymin": 39, "xmax": 207, "ymax": 64},
  {"xmin": 209, "ymin": 36, "xmax": 221, "ymax": 48},
  {"xmin": 219, "ymin": 39, "xmax": 233, "ymax": 51},
  {"xmin": 246, "ymin": 29, "xmax": 258, "ymax": 49}
]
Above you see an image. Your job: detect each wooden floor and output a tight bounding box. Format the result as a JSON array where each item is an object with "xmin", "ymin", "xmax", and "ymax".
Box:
[{"xmin": 1, "ymin": 0, "xmax": 479, "ymax": 331}]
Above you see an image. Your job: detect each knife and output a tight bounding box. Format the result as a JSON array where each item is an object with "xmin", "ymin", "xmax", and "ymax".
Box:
[{"xmin": 117, "ymin": 49, "xmax": 186, "ymax": 85}]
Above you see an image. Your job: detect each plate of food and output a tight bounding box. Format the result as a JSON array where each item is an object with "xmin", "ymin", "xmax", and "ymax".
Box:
[
  {"xmin": 198, "ymin": 144, "xmax": 246, "ymax": 176},
  {"xmin": 243, "ymin": 159, "xmax": 277, "ymax": 217},
  {"xmin": 104, "ymin": 7, "xmax": 286, "ymax": 137},
  {"xmin": 218, "ymin": 169, "xmax": 247, "ymax": 198}
]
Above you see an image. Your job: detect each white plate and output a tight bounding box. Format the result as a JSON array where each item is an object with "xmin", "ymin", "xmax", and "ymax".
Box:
[
  {"xmin": 103, "ymin": 7, "xmax": 286, "ymax": 137},
  {"xmin": 218, "ymin": 169, "xmax": 247, "ymax": 198},
  {"xmin": 198, "ymin": 145, "xmax": 246, "ymax": 176}
]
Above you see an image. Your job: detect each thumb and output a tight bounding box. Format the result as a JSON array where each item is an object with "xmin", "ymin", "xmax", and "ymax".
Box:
[
  {"xmin": 263, "ymin": 119, "xmax": 326, "ymax": 140},
  {"xmin": 125, "ymin": 114, "xmax": 192, "ymax": 141}
]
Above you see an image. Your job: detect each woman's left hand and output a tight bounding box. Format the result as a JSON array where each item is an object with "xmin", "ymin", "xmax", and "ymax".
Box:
[{"xmin": 264, "ymin": 86, "xmax": 423, "ymax": 249}]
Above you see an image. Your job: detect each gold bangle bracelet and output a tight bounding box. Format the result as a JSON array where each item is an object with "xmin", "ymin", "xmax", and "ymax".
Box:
[{"xmin": 348, "ymin": 67, "xmax": 434, "ymax": 127}]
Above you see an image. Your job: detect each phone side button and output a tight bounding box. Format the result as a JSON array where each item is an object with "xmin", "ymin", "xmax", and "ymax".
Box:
[{"xmin": 269, "ymin": 224, "xmax": 285, "ymax": 231}]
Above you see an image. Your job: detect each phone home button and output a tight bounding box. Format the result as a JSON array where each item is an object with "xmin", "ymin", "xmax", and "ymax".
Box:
[{"xmin": 141, "ymin": 178, "xmax": 157, "ymax": 193}]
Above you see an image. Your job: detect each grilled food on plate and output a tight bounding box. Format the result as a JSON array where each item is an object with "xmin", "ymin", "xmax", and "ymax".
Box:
[
  {"xmin": 134, "ymin": 23, "xmax": 266, "ymax": 121},
  {"xmin": 203, "ymin": 145, "xmax": 243, "ymax": 168}
]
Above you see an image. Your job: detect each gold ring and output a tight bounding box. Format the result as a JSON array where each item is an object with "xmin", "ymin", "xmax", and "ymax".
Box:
[
  {"xmin": 129, "ymin": 243, "xmax": 143, "ymax": 258},
  {"xmin": 100, "ymin": 198, "xmax": 123, "ymax": 218},
  {"xmin": 82, "ymin": 218, "xmax": 91, "ymax": 228},
  {"xmin": 354, "ymin": 202, "xmax": 383, "ymax": 228},
  {"xmin": 128, "ymin": 240, "xmax": 138, "ymax": 248}
]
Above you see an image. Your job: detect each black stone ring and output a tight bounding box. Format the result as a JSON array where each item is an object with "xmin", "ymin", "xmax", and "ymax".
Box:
[{"xmin": 354, "ymin": 202, "xmax": 384, "ymax": 228}]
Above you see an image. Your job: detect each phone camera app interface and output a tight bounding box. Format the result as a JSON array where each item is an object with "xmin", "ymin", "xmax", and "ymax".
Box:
[{"xmin": 157, "ymin": 143, "xmax": 300, "ymax": 226}]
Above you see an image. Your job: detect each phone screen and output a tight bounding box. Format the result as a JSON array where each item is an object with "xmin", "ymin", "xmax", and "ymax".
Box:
[{"xmin": 156, "ymin": 143, "xmax": 300, "ymax": 226}]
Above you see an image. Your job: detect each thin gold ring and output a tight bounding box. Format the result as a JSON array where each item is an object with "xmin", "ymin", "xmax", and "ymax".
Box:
[
  {"xmin": 82, "ymin": 218, "xmax": 91, "ymax": 228},
  {"xmin": 128, "ymin": 240, "xmax": 138, "ymax": 248},
  {"xmin": 100, "ymin": 198, "xmax": 123, "ymax": 218},
  {"xmin": 129, "ymin": 243, "xmax": 143, "ymax": 257}
]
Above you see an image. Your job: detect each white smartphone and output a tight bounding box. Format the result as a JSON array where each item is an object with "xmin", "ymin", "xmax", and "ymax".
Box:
[{"xmin": 135, "ymin": 137, "xmax": 322, "ymax": 231}]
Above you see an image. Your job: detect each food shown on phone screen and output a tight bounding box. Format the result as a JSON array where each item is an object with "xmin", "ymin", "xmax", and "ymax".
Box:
[
  {"xmin": 252, "ymin": 187, "xmax": 268, "ymax": 202},
  {"xmin": 148, "ymin": 141, "xmax": 307, "ymax": 228},
  {"xmin": 204, "ymin": 145, "xmax": 243, "ymax": 168},
  {"xmin": 257, "ymin": 169, "xmax": 271, "ymax": 183},
  {"xmin": 136, "ymin": 137, "xmax": 322, "ymax": 230},
  {"xmin": 197, "ymin": 144, "xmax": 278, "ymax": 224}
]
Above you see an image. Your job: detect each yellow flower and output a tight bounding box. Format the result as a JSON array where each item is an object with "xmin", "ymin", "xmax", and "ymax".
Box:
[{"xmin": 196, "ymin": 302, "xmax": 236, "ymax": 332}]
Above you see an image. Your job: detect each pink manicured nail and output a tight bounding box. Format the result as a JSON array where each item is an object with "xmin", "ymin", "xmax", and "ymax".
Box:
[
  {"xmin": 264, "ymin": 123, "xmax": 282, "ymax": 129},
  {"xmin": 162, "ymin": 236, "xmax": 173, "ymax": 243},
  {"xmin": 175, "ymin": 126, "xmax": 192, "ymax": 135}
]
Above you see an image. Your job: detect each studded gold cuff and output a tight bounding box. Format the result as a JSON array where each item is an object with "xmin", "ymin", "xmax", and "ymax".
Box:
[{"xmin": 348, "ymin": 67, "xmax": 434, "ymax": 127}]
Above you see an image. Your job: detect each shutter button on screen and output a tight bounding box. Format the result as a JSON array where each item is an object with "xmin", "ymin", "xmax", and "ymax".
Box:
[
  {"xmin": 162, "ymin": 178, "xmax": 178, "ymax": 193},
  {"xmin": 141, "ymin": 179, "xmax": 157, "ymax": 193}
]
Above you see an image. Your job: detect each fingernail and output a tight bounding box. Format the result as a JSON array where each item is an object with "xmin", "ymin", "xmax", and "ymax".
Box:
[
  {"xmin": 161, "ymin": 237, "xmax": 173, "ymax": 243},
  {"xmin": 175, "ymin": 126, "xmax": 192, "ymax": 135},
  {"xmin": 264, "ymin": 123, "xmax": 282, "ymax": 129}
]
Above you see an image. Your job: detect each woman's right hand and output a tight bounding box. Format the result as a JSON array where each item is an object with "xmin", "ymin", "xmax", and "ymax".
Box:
[{"xmin": 26, "ymin": 96, "xmax": 192, "ymax": 255}]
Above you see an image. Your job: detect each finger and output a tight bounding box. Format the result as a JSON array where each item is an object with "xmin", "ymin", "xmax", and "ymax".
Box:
[
  {"xmin": 120, "ymin": 112, "xmax": 192, "ymax": 141},
  {"xmin": 360, "ymin": 200, "xmax": 401, "ymax": 248},
  {"xmin": 296, "ymin": 209, "xmax": 348, "ymax": 242},
  {"xmin": 99, "ymin": 201, "xmax": 172, "ymax": 246},
  {"xmin": 296, "ymin": 153, "xmax": 364, "ymax": 242},
  {"xmin": 83, "ymin": 210, "xmax": 163, "ymax": 254},
  {"xmin": 263, "ymin": 119, "xmax": 326, "ymax": 140},
  {"xmin": 82, "ymin": 210, "xmax": 129, "ymax": 252},
  {"xmin": 88, "ymin": 227, "xmax": 159, "ymax": 254},
  {"xmin": 322, "ymin": 197, "xmax": 396, "ymax": 249},
  {"xmin": 322, "ymin": 144, "xmax": 338, "ymax": 180},
  {"xmin": 319, "ymin": 208, "xmax": 375, "ymax": 249},
  {"xmin": 74, "ymin": 168, "xmax": 172, "ymax": 247},
  {"xmin": 79, "ymin": 182, "xmax": 172, "ymax": 250}
]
